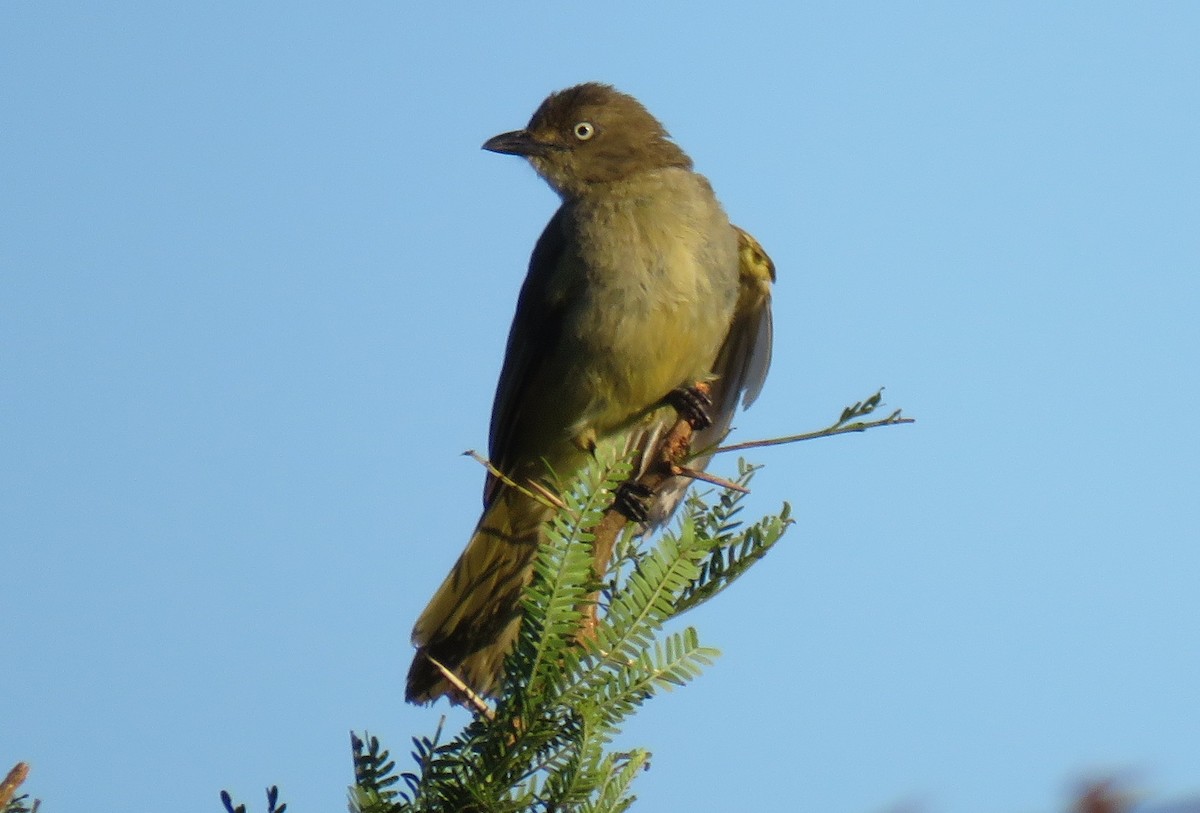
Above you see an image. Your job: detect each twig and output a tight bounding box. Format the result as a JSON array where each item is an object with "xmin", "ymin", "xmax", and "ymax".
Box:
[
  {"xmin": 716, "ymin": 410, "xmax": 914, "ymax": 455},
  {"xmin": 671, "ymin": 464, "xmax": 751, "ymax": 494},
  {"xmin": 590, "ymin": 388, "xmax": 914, "ymax": 594},
  {"xmin": 424, "ymin": 653, "xmax": 494, "ymax": 720},
  {"xmin": 585, "ymin": 386, "xmax": 708, "ymax": 612},
  {"xmin": 0, "ymin": 762, "xmax": 29, "ymax": 808},
  {"xmin": 463, "ymin": 450, "xmax": 567, "ymax": 510}
]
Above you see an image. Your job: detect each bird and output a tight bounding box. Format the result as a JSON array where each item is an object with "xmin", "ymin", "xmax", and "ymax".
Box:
[{"xmin": 407, "ymin": 82, "xmax": 773, "ymax": 704}]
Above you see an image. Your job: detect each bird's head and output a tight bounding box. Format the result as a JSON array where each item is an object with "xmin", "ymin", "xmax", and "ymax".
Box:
[{"xmin": 482, "ymin": 82, "xmax": 692, "ymax": 199}]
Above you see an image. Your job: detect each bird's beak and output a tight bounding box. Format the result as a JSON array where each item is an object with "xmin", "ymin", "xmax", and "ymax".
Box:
[{"xmin": 482, "ymin": 129, "xmax": 554, "ymax": 157}]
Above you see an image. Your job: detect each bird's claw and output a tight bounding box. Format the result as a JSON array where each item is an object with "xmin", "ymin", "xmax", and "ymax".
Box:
[
  {"xmin": 613, "ymin": 481, "xmax": 653, "ymax": 523},
  {"xmin": 668, "ymin": 385, "xmax": 713, "ymax": 430}
]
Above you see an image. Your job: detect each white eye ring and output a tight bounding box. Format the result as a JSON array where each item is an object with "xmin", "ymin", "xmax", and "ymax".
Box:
[{"xmin": 573, "ymin": 121, "xmax": 595, "ymax": 141}]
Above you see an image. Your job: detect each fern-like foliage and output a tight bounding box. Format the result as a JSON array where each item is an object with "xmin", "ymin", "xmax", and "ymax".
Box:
[
  {"xmin": 216, "ymin": 390, "xmax": 912, "ymax": 812},
  {"xmin": 674, "ymin": 460, "xmax": 791, "ymax": 616},
  {"xmin": 219, "ymin": 786, "xmax": 286, "ymax": 813},
  {"xmin": 347, "ymin": 731, "xmax": 412, "ymax": 813},
  {"xmin": 347, "ymin": 441, "xmax": 791, "ymax": 812},
  {"xmin": 3, "ymin": 795, "xmax": 36, "ymax": 813}
]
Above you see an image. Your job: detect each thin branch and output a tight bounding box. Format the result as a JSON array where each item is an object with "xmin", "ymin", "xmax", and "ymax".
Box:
[
  {"xmin": 716, "ymin": 389, "xmax": 915, "ymax": 455},
  {"xmin": 716, "ymin": 411, "xmax": 913, "ymax": 455},
  {"xmin": 463, "ymin": 449, "xmax": 567, "ymax": 510},
  {"xmin": 0, "ymin": 762, "xmax": 29, "ymax": 808},
  {"xmin": 587, "ymin": 385, "xmax": 709, "ymax": 599},
  {"xmin": 671, "ymin": 464, "xmax": 751, "ymax": 494},
  {"xmin": 424, "ymin": 653, "xmax": 494, "ymax": 720}
]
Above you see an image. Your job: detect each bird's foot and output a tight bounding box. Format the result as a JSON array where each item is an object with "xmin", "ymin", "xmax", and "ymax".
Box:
[
  {"xmin": 668, "ymin": 385, "xmax": 713, "ymax": 430},
  {"xmin": 613, "ymin": 481, "xmax": 653, "ymax": 523}
]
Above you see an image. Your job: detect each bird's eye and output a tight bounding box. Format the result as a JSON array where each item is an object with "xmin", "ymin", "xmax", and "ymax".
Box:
[{"xmin": 573, "ymin": 121, "xmax": 595, "ymax": 141}]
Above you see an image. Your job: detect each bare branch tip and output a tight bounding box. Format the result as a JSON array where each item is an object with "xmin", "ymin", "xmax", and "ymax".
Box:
[
  {"xmin": 673, "ymin": 465, "xmax": 752, "ymax": 494},
  {"xmin": 0, "ymin": 762, "xmax": 30, "ymax": 807},
  {"xmin": 425, "ymin": 654, "xmax": 494, "ymax": 720}
]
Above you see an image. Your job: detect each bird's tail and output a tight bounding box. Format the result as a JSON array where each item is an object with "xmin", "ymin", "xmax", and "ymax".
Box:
[{"xmin": 406, "ymin": 486, "xmax": 552, "ymax": 704}]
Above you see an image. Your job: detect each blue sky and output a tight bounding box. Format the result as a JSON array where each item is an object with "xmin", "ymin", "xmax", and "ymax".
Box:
[{"xmin": 3, "ymin": 4, "xmax": 1198, "ymax": 812}]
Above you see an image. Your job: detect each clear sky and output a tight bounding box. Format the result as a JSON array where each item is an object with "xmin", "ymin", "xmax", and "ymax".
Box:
[{"xmin": 3, "ymin": 4, "xmax": 1198, "ymax": 812}]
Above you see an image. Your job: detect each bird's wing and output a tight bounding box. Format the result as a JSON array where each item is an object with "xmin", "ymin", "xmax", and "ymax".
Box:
[
  {"xmin": 700, "ymin": 224, "xmax": 774, "ymax": 443},
  {"xmin": 484, "ymin": 208, "xmax": 571, "ymax": 506},
  {"xmin": 724, "ymin": 225, "xmax": 775, "ymax": 410}
]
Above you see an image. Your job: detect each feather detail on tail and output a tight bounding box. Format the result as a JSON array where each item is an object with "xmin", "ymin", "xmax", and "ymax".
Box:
[{"xmin": 406, "ymin": 486, "xmax": 553, "ymax": 703}]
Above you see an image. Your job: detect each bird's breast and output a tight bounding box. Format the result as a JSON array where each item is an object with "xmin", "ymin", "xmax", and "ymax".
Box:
[{"xmin": 554, "ymin": 171, "xmax": 740, "ymax": 435}]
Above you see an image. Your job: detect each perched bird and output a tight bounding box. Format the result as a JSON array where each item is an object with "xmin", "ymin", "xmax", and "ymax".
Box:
[{"xmin": 407, "ymin": 83, "xmax": 773, "ymax": 704}]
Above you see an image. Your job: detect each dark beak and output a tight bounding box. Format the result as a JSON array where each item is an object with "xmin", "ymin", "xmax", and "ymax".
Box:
[{"xmin": 482, "ymin": 129, "xmax": 554, "ymax": 157}]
